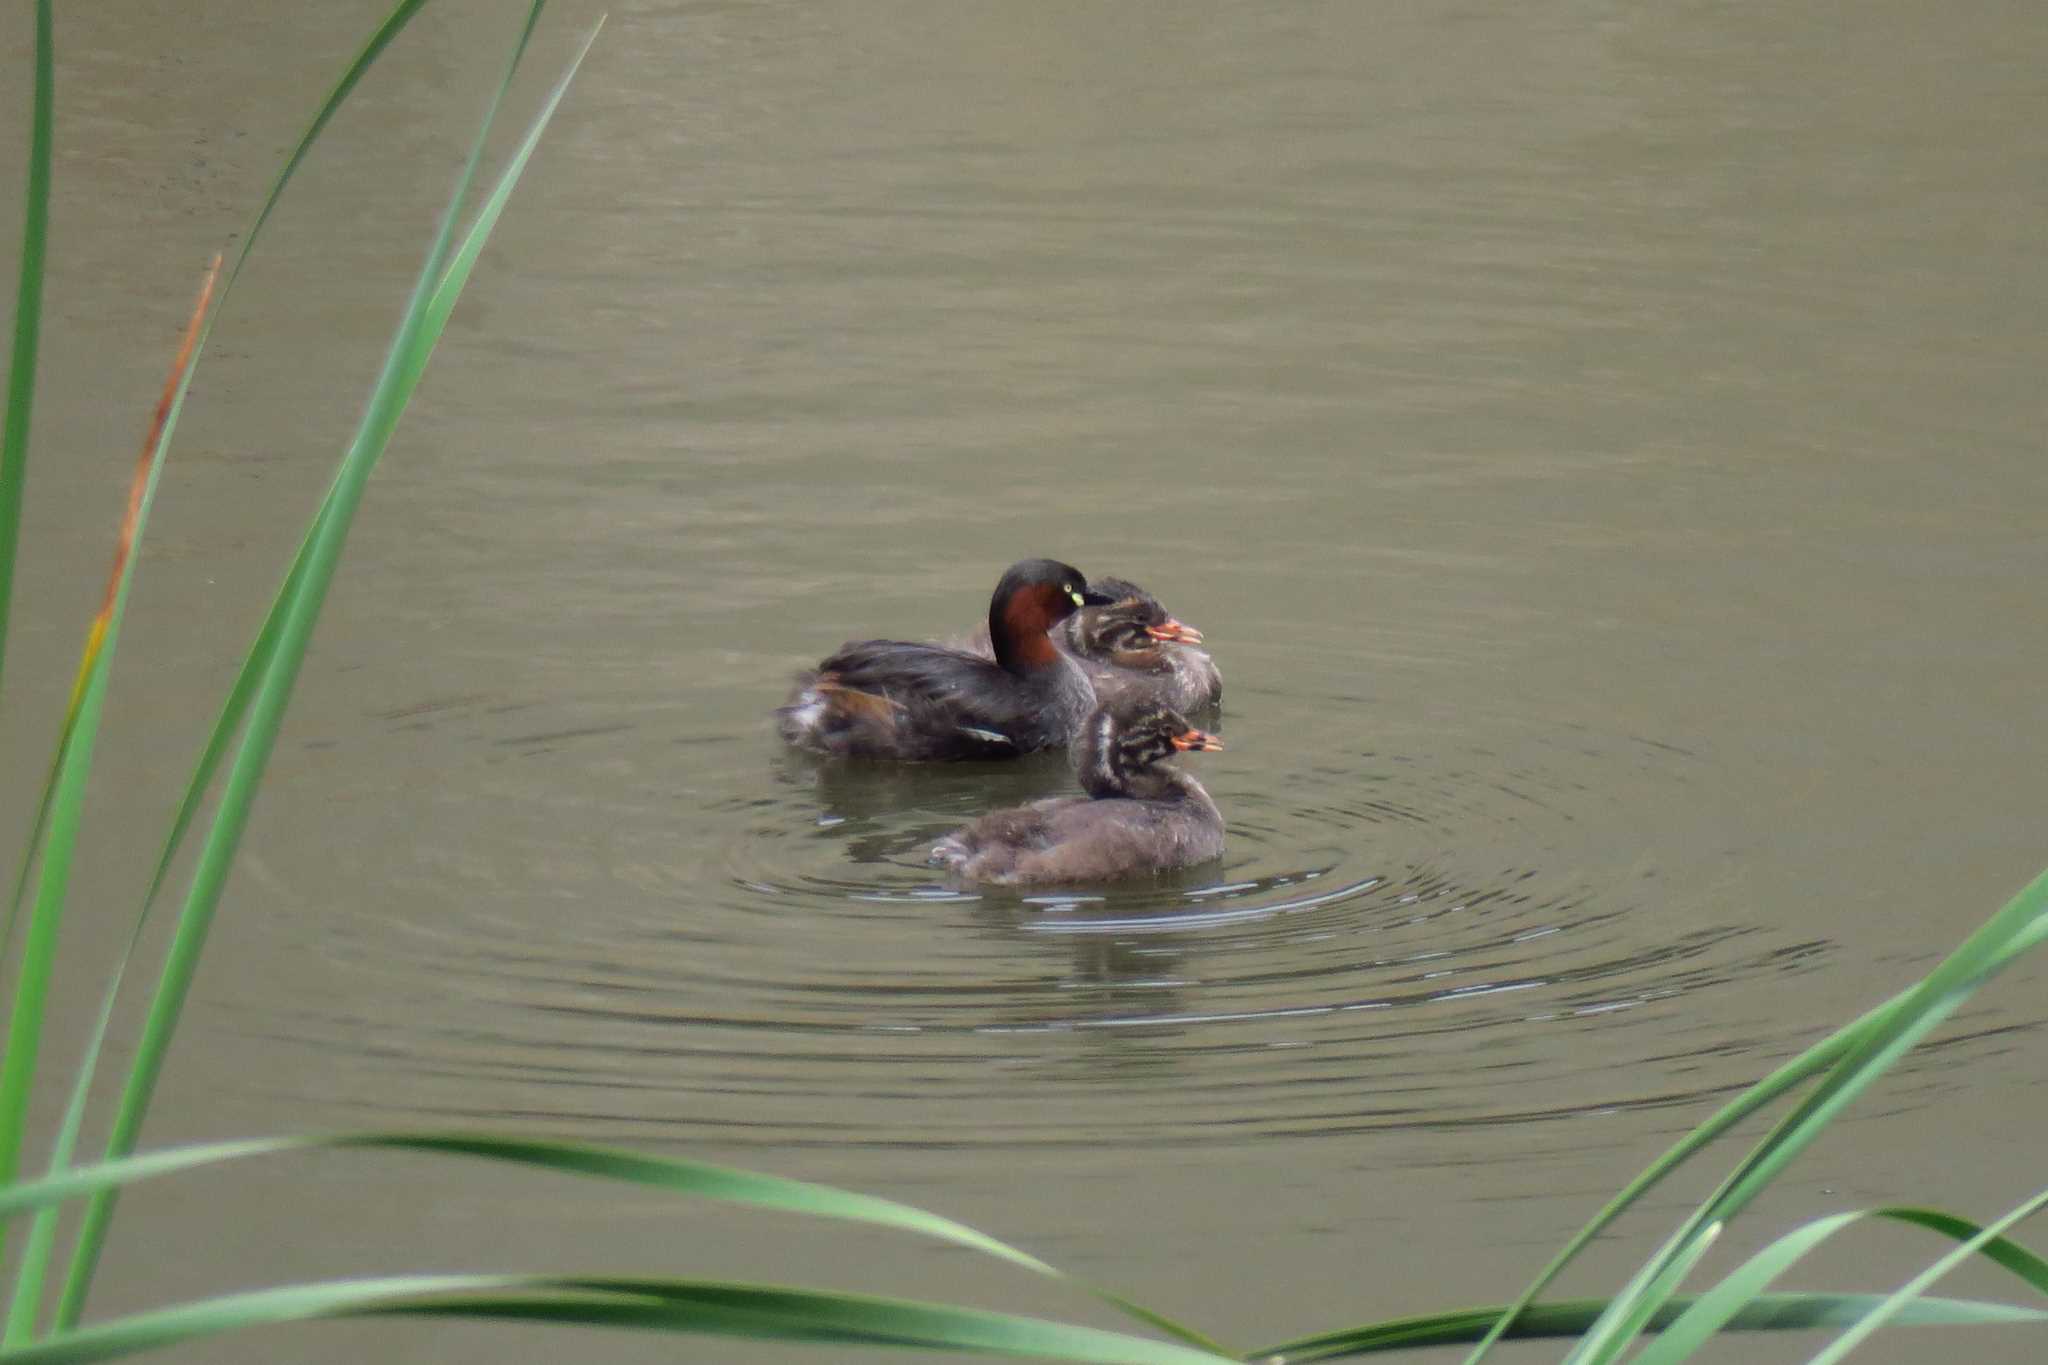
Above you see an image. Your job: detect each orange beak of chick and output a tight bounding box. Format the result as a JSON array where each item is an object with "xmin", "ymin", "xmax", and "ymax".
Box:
[
  {"xmin": 1144, "ymin": 616, "xmax": 1205, "ymax": 646},
  {"xmin": 1170, "ymin": 728, "xmax": 1224, "ymax": 753}
]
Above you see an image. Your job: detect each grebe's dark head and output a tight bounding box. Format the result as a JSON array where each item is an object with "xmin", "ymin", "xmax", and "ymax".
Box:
[
  {"xmin": 1069, "ymin": 581, "xmax": 1205, "ymax": 658},
  {"xmin": 987, "ymin": 558, "xmax": 1112, "ymax": 671},
  {"xmin": 1073, "ymin": 698, "xmax": 1222, "ymax": 798}
]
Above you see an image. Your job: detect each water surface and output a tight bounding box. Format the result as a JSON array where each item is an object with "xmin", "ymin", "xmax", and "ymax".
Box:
[{"xmin": 5, "ymin": 2, "xmax": 2047, "ymax": 1360}]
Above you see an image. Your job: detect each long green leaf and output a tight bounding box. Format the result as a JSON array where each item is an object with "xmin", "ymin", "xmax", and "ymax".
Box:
[
  {"xmin": 1555, "ymin": 866, "xmax": 2048, "ymax": 1364},
  {"xmin": 0, "ymin": 0, "xmax": 53, "ymax": 705},
  {"xmin": 10, "ymin": 0, "xmax": 441, "ymax": 1331},
  {"xmin": 1632, "ymin": 1212, "xmax": 1862, "ymax": 1365},
  {"xmin": 1636, "ymin": 1202, "xmax": 2048, "ymax": 1365},
  {"xmin": 1806, "ymin": 1192, "xmax": 2048, "ymax": 1365},
  {"xmin": 1471, "ymin": 865, "xmax": 2048, "ymax": 1364},
  {"xmin": 5, "ymin": 0, "xmax": 431, "ymax": 964},
  {"xmin": 2, "ymin": 0, "xmax": 438, "ymax": 972},
  {"xmin": 0, "ymin": 0, "xmax": 57, "ymax": 1171},
  {"xmin": 47, "ymin": 0, "xmax": 437, "ymax": 960},
  {"xmin": 3, "ymin": 1276, "xmax": 1233, "ymax": 1365},
  {"xmin": 1254, "ymin": 1293, "xmax": 2048, "ymax": 1362},
  {"xmin": 1572, "ymin": 1221, "xmax": 1721, "ymax": 1363},
  {"xmin": 4, "ymin": 257, "xmax": 221, "ymax": 1345},
  {"xmin": 1456, "ymin": 988, "xmax": 1899, "ymax": 1362},
  {"xmin": 5, "ymin": 1127, "xmax": 1222, "ymax": 1353},
  {"xmin": 7, "ymin": 499, "xmax": 323, "ymax": 1332},
  {"xmin": 2, "ymin": 1133, "xmax": 1059, "ymax": 1272},
  {"xmin": 53, "ymin": 0, "xmax": 567, "ymax": 1328}
]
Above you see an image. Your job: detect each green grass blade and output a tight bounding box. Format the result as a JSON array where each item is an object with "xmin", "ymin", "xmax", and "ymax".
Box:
[
  {"xmin": 1805, "ymin": 1191, "xmax": 2048, "ymax": 1365},
  {"xmin": 422, "ymin": 21, "xmax": 603, "ymax": 338},
  {"xmin": 0, "ymin": 0, "xmax": 57, "ymax": 1169},
  {"xmin": 383, "ymin": 1280, "xmax": 1230, "ymax": 1365},
  {"xmin": 24, "ymin": 0, "xmax": 455, "ymax": 1309},
  {"xmin": 12, "ymin": 0, "xmax": 439, "ymax": 1309},
  {"xmin": 1252, "ymin": 1293, "xmax": 2048, "ymax": 1361},
  {"xmin": 9, "ymin": 494, "xmax": 325, "ymax": 1335},
  {"xmin": 230, "ymin": 1, "xmax": 435, "ymax": 271},
  {"xmin": 4, "ymin": 260, "xmax": 219, "ymax": 1343},
  {"xmin": 1, "ymin": 5, "xmax": 433, "ymax": 931},
  {"xmin": 52, "ymin": 0, "xmax": 564, "ymax": 1328},
  {"xmin": 1717, "ymin": 908, "xmax": 2048, "ymax": 1223},
  {"xmin": 1455, "ymin": 989, "xmax": 1897, "ymax": 1362},
  {"xmin": 1636, "ymin": 1202, "xmax": 2048, "ymax": 1365},
  {"xmin": 2, "ymin": 1128, "xmax": 1220, "ymax": 1353},
  {"xmin": 0, "ymin": 679, "xmax": 108, "ymax": 1193},
  {"xmin": 4, "ymin": 253, "xmax": 217, "ymax": 1342},
  {"xmin": 19, "ymin": 17, "xmax": 1221, "ymax": 1356},
  {"xmin": 1553, "ymin": 866, "xmax": 2048, "ymax": 1363},
  {"xmin": 1570, "ymin": 1222, "xmax": 1722, "ymax": 1365},
  {"xmin": 0, "ymin": 1132, "xmax": 1061, "ymax": 1269},
  {"xmin": 2, "ymin": 746, "xmax": 61, "ymax": 966},
  {"xmin": 6, "ymin": 0, "xmax": 435, "ymax": 968},
  {"xmin": 0, "ymin": 0, "xmax": 53, "ymax": 701},
  {"xmin": 1871, "ymin": 1206, "xmax": 2048, "ymax": 1288},
  {"xmin": 47, "ymin": 0, "xmax": 443, "ymax": 937},
  {"xmin": 54, "ymin": 0, "xmax": 502, "ymax": 997},
  {"xmin": 1470, "ymin": 864, "xmax": 2048, "ymax": 1364},
  {"xmin": 3, "ymin": 1276, "xmax": 1234, "ymax": 1365},
  {"xmin": 6, "ymin": 988, "xmax": 131, "ymax": 1342},
  {"xmin": 1633, "ymin": 1213, "xmax": 1861, "ymax": 1365}
]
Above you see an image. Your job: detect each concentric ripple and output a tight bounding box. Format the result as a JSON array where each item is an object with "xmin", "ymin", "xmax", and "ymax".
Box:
[{"xmin": 223, "ymin": 697, "xmax": 1911, "ymax": 1158}]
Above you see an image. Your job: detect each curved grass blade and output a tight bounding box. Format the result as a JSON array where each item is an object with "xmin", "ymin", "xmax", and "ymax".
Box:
[
  {"xmin": 1455, "ymin": 988, "xmax": 1896, "ymax": 1361},
  {"xmin": 1, "ymin": 244, "xmax": 217, "ymax": 1205},
  {"xmin": 2, "ymin": 1128, "xmax": 1223, "ymax": 1354},
  {"xmin": 0, "ymin": 1133, "xmax": 1059, "ymax": 1271},
  {"xmin": 6, "ymin": 501, "xmax": 324, "ymax": 1334},
  {"xmin": 53, "ymin": 0, "xmax": 565, "ymax": 1328},
  {"xmin": 5, "ymin": 0, "xmax": 437, "ymax": 973},
  {"xmin": 18, "ymin": 22, "xmax": 590, "ymax": 1296},
  {"xmin": 0, "ymin": 0, "xmax": 54, "ymax": 706},
  {"xmin": 1, "ymin": 251, "xmax": 220, "ymax": 1194},
  {"xmin": 1570, "ymin": 1221, "xmax": 1721, "ymax": 1364},
  {"xmin": 10, "ymin": 0, "xmax": 441, "ymax": 1292},
  {"xmin": 2, "ymin": 260, "xmax": 219, "ymax": 1345},
  {"xmin": 1252, "ymin": 1293, "xmax": 2048, "ymax": 1362},
  {"xmin": 25, "ymin": 0, "xmax": 474, "ymax": 1241},
  {"xmin": 1630, "ymin": 1212, "xmax": 1861, "ymax": 1365},
  {"xmin": 1805, "ymin": 1191, "xmax": 2048, "ymax": 1365},
  {"xmin": 1553, "ymin": 866, "xmax": 2048, "ymax": 1365},
  {"xmin": 231, "ymin": 1, "xmax": 436, "ymax": 272},
  {"xmin": 1635, "ymin": 1202, "xmax": 2048, "ymax": 1365},
  {"xmin": 1469, "ymin": 864, "xmax": 2048, "ymax": 1364},
  {"xmin": 380, "ymin": 1281, "xmax": 1229, "ymax": 1365},
  {"xmin": 0, "ymin": 1275, "xmax": 1234, "ymax": 1365},
  {"xmin": 44, "ymin": 0, "xmax": 439, "ymax": 954}
]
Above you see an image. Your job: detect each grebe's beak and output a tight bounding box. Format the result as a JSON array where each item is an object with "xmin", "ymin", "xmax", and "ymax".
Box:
[
  {"xmin": 1078, "ymin": 588, "xmax": 1117, "ymax": 606},
  {"xmin": 1170, "ymin": 729, "xmax": 1223, "ymax": 753},
  {"xmin": 1143, "ymin": 617, "xmax": 1204, "ymax": 645}
]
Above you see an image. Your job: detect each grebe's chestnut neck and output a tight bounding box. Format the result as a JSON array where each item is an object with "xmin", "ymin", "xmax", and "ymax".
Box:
[{"xmin": 986, "ymin": 558, "xmax": 1108, "ymax": 673}]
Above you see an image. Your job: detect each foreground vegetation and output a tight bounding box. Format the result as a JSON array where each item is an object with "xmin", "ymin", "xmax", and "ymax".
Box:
[{"xmin": 2, "ymin": 1, "xmax": 2045, "ymax": 1359}]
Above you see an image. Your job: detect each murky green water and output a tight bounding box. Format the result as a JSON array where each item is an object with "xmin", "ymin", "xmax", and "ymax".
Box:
[{"xmin": 5, "ymin": 1, "xmax": 2047, "ymax": 1360}]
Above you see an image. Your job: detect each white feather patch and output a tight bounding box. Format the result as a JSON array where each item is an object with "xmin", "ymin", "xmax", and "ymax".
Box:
[{"xmin": 956, "ymin": 726, "xmax": 1013, "ymax": 746}]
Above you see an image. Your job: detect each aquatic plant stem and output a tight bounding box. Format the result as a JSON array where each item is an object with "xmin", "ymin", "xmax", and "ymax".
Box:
[
  {"xmin": 2, "ymin": 257, "xmax": 219, "ymax": 1346},
  {"xmin": 51, "ymin": 0, "xmax": 558, "ymax": 1327},
  {"xmin": 0, "ymin": 0, "xmax": 53, "ymax": 707}
]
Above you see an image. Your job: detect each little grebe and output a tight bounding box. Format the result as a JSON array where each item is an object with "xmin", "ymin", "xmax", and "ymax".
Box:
[
  {"xmin": 929, "ymin": 697, "xmax": 1225, "ymax": 884},
  {"xmin": 954, "ymin": 576, "xmax": 1221, "ymax": 715},
  {"xmin": 778, "ymin": 558, "xmax": 1112, "ymax": 761}
]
